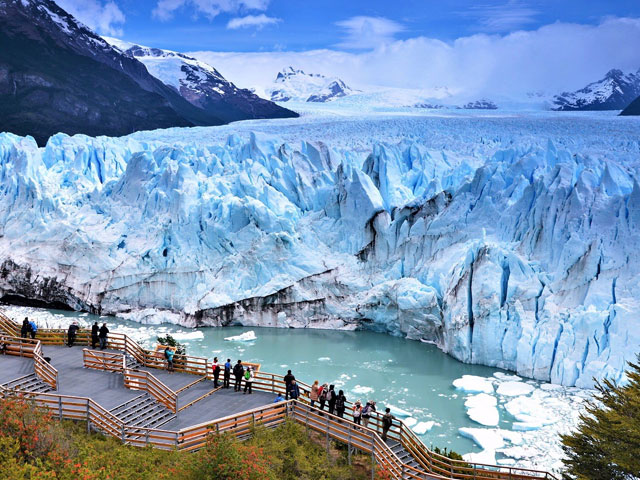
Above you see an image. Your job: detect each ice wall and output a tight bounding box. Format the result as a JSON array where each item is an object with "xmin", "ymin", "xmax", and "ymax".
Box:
[{"xmin": 0, "ymin": 123, "xmax": 639, "ymax": 388}]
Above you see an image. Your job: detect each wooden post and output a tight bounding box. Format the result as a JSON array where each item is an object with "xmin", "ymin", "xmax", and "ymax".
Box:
[
  {"xmin": 175, "ymin": 432, "xmax": 179, "ymax": 448},
  {"xmin": 121, "ymin": 425, "xmax": 126, "ymax": 443},
  {"xmin": 58, "ymin": 396, "xmax": 63, "ymax": 420},
  {"xmin": 325, "ymin": 415, "xmax": 330, "ymax": 459},
  {"xmin": 86, "ymin": 400, "xmax": 91, "ymax": 433},
  {"xmin": 347, "ymin": 428, "xmax": 352, "ymax": 465},
  {"xmin": 145, "ymin": 429, "xmax": 150, "ymax": 446},
  {"xmin": 370, "ymin": 430, "xmax": 376, "ymax": 480}
]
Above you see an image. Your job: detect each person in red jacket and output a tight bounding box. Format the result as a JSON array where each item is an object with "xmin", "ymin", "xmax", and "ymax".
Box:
[{"xmin": 212, "ymin": 357, "xmax": 220, "ymax": 387}]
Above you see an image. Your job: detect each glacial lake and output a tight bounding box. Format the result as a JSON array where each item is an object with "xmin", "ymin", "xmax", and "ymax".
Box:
[{"xmin": 3, "ymin": 305, "xmax": 587, "ymax": 463}]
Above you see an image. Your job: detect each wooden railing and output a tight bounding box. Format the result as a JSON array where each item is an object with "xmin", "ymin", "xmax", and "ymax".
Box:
[
  {"xmin": 0, "ymin": 312, "xmax": 559, "ymax": 480},
  {"xmin": 83, "ymin": 349, "xmax": 126, "ymax": 372},
  {"xmin": 0, "ymin": 335, "xmax": 58, "ymax": 390},
  {"xmin": 123, "ymin": 369, "xmax": 177, "ymax": 413}
]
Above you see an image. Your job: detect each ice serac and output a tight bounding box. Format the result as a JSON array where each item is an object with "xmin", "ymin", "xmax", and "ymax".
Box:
[{"xmin": 0, "ymin": 118, "xmax": 639, "ymax": 388}]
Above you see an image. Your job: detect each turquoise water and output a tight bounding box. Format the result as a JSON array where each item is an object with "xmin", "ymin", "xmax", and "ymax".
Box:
[{"xmin": 5, "ymin": 305, "xmax": 522, "ymax": 454}]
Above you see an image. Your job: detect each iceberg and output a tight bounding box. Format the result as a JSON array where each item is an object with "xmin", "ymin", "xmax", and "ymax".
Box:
[
  {"xmin": 496, "ymin": 381, "xmax": 534, "ymax": 397},
  {"xmin": 467, "ymin": 406, "xmax": 500, "ymax": 426},
  {"xmin": 453, "ymin": 376, "xmax": 495, "ymax": 394},
  {"xmin": 0, "ymin": 111, "xmax": 639, "ymax": 388},
  {"xmin": 224, "ymin": 331, "xmax": 257, "ymax": 342},
  {"xmin": 464, "ymin": 393, "xmax": 497, "ymax": 409},
  {"xmin": 459, "ymin": 428, "xmax": 505, "ymax": 451},
  {"xmin": 387, "ymin": 405, "xmax": 412, "ymax": 417},
  {"xmin": 412, "ymin": 421, "xmax": 435, "ymax": 435}
]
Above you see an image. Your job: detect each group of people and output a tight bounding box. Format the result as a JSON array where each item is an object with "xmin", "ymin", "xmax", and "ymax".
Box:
[
  {"xmin": 20, "ymin": 318, "xmax": 37, "ymax": 339},
  {"xmin": 284, "ymin": 371, "xmax": 396, "ymax": 441},
  {"xmin": 66, "ymin": 321, "xmax": 109, "ymax": 349},
  {"xmin": 209, "ymin": 358, "xmax": 256, "ymax": 394}
]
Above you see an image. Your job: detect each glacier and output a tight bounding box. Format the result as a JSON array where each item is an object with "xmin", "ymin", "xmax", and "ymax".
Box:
[{"xmin": 1, "ymin": 112, "xmax": 640, "ymax": 388}]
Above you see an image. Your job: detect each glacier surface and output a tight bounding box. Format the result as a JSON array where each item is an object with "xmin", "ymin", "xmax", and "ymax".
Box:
[{"xmin": 1, "ymin": 112, "xmax": 640, "ymax": 388}]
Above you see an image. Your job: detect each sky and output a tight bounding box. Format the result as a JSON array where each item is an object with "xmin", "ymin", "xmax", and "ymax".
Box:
[{"xmin": 57, "ymin": 0, "xmax": 640, "ymax": 97}]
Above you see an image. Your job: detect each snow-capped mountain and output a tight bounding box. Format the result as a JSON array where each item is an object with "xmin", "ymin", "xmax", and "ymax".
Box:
[
  {"xmin": 267, "ymin": 67, "xmax": 354, "ymax": 103},
  {"xmin": 0, "ymin": 112, "xmax": 638, "ymax": 389},
  {"xmin": 461, "ymin": 99, "xmax": 498, "ymax": 110},
  {"xmin": 0, "ymin": 0, "xmax": 227, "ymax": 144},
  {"xmin": 552, "ymin": 69, "xmax": 640, "ymax": 111},
  {"xmin": 104, "ymin": 38, "xmax": 297, "ymax": 122}
]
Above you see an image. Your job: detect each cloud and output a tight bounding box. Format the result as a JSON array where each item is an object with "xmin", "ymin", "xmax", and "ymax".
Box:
[
  {"xmin": 57, "ymin": 0, "xmax": 125, "ymax": 35},
  {"xmin": 189, "ymin": 17, "xmax": 640, "ymax": 99},
  {"xmin": 227, "ymin": 14, "xmax": 280, "ymax": 30},
  {"xmin": 152, "ymin": 0, "xmax": 269, "ymax": 21},
  {"xmin": 335, "ymin": 16, "xmax": 404, "ymax": 49},
  {"xmin": 463, "ymin": 1, "xmax": 539, "ymax": 32}
]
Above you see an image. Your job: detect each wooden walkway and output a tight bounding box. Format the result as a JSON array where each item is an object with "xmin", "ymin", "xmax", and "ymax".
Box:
[{"xmin": 0, "ymin": 311, "xmax": 560, "ymax": 480}]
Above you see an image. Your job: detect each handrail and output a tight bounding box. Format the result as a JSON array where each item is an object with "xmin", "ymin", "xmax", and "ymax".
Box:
[
  {"xmin": 123, "ymin": 369, "xmax": 177, "ymax": 413},
  {"xmin": 33, "ymin": 351, "xmax": 58, "ymax": 390},
  {"xmin": 83, "ymin": 348, "xmax": 126, "ymax": 372},
  {"xmin": 0, "ymin": 311, "xmax": 560, "ymax": 480}
]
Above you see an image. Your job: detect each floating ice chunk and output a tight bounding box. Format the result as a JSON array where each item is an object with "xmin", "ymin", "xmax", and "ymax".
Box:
[
  {"xmin": 171, "ymin": 331, "xmax": 204, "ymax": 341},
  {"xmin": 318, "ymin": 357, "xmax": 331, "ymax": 361},
  {"xmin": 453, "ymin": 375, "xmax": 494, "ymax": 394},
  {"xmin": 459, "ymin": 428, "xmax": 504, "ymax": 451},
  {"xmin": 505, "ymin": 397, "xmax": 557, "ymax": 426},
  {"xmin": 467, "ymin": 406, "xmax": 499, "ymax": 426},
  {"xmin": 497, "ymin": 459, "xmax": 516, "ymax": 466},
  {"xmin": 540, "ymin": 383, "xmax": 563, "ymax": 391},
  {"xmin": 404, "ymin": 417, "xmax": 418, "ymax": 427},
  {"xmin": 224, "ymin": 331, "xmax": 257, "ymax": 342},
  {"xmin": 496, "ymin": 381, "xmax": 535, "ymax": 397},
  {"xmin": 412, "ymin": 421, "xmax": 435, "ymax": 435},
  {"xmin": 463, "ymin": 449, "xmax": 496, "ymax": 465},
  {"xmin": 498, "ymin": 446, "xmax": 540, "ymax": 459},
  {"xmin": 464, "ymin": 393, "xmax": 497, "ymax": 409},
  {"xmin": 352, "ymin": 385, "xmax": 373, "ymax": 395},
  {"xmin": 387, "ymin": 405, "xmax": 412, "ymax": 417},
  {"xmin": 493, "ymin": 372, "xmax": 522, "ymax": 381},
  {"xmin": 512, "ymin": 422, "xmax": 543, "ymax": 431},
  {"xmin": 500, "ymin": 430, "xmax": 523, "ymax": 445}
]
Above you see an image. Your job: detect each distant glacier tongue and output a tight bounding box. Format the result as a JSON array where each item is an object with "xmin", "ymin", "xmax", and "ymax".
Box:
[{"xmin": 0, "ymin": 116, "xmax": 638, "ymax": 389}]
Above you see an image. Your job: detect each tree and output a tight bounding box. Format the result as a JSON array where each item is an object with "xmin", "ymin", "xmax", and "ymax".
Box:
[
  {"xmin": 156, "ymin": 334, "xmax": 186, "ymax": 355},
  {"xmin": 561, "ymin": 355, "xmax": 640, "ymax": 479}
]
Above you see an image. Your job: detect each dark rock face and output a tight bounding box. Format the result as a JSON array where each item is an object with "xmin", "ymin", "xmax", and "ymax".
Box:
[
  {"xmin": 461, "ymin": 99, "xmax": 498, "ymax": 110},
  {"xmin": 620, "ymin": 95, "xmax": 640, "ymax": 115},
  {"xmin": 0, "ymin": 0, "xmax": 227, "ymax": 145},
  {"xmin": 307, "ymin": 80, "xmax": 350, "ymax": 103},
  {"xmin": 553, "ymin": 69, "xmax": 640, "ymax": 111}
]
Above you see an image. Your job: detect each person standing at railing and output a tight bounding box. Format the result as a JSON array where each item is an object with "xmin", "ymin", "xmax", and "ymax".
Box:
[
  {"xmin": 243, "ymin": 366, "xmax": 253, "ymax": 394},
  {"xmin": 212, "ymin": 357, "xmax": 220, "ymax": 387},
  {"xmin": 28, "ymin": 320, "xmax": 37, "ymax": 339},
  {"xmin": 284, "ymin": 369, "xmax": 295, "ymax": 400},
  {"xmin": 233, "ymin": 360, "xmax": 244, "ymax": 391},
  {"xmin": 223, "ymin": 358, "xmax": 232, "ymax": 388},
  {"xmin": 67, "ymin": 322, "xmax": 79, "ymax": 347},
  {"xmin": 98, "ymin": 323, "xmax": 109, "ymax": 350},
  {"xmin": 274, "ymin": 392, "xmax": 285, "ymax": 403},
  {"xmin": 310, "ymin": 380, "xmax": 320, "ymax": 407},
  {"xmin": 336, "ymin": 390, "xmax": 346, "ymax": 418},
  {"xmin": 91, "ymin": 322, "xmax": 99, "ymax": 349},
  {"xmin": 353, "ymin": 400, "xmax": 363, "ymax": 425},
  {"xmin": 318, "ymin": 383, "xmax": 328, "ymax": 411},
  {"xmin": 382, "ymin": 408, "xmax": 395, "ymax": 442},
  {"xmin": 327, "ymin": 385, "xmax": 336, "ymax": 415},
  {"xmin": 20, "ymin": 318, "xmax": 32, "ymax": 339},
  {"xmin": 164, "ymin": 347, "xmax": 175, "ymax": 372},
  {"xmin": 361, "ymin": 400, "xmax": 376, "ymax": 429},
  {"xmin": 289, "ymin": 379, "xmax": 300, "ymax": 400}
]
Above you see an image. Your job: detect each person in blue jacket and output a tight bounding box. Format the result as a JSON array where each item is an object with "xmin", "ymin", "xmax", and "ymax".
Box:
[
  {"xmin": 28, "ymin": 320, "xmax": 37, "ymax": 339},
  {"xmin": 164, "ymin": 347, "xmax": 175, "ymax": 372}
]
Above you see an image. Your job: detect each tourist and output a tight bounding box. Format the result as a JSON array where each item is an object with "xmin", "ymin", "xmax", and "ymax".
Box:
[
  {"xmin": 382, "ymin": 408, "xmax": 394, "ymax": 441},
  {"xmin": 274, "ymin": 392, "xmax": 285, "ymax": 403},
  {"xmin": 243, "ymin": 366, "xmax": 253, "ymax": 394},
  {"xmin": 327, "ymin": 384, "xmax": 336, "ymax": 415},
  {"xmin": 362, "ymin": 400, "xmax": 376, "ymax": 429},
  {"xmin": 318, "ymin": 383, "xmax": 328, "ymax": 411},
  {"xmin": 98, "ymin": 323, "xmax": 109, "ymax": 350},
  {"xmin": 0, "ymin": 337, "xmax": 7, "ymax": 355},
  {"xmin": 28, "ymin": 319, "xmax": 37, "ymax": 339},
  {"xmin": 284, "ymin": 369, "xmax": 295, "ymax": 400},
  {"xmin": 223, "ymin": 358, "xmax": 232, "ymax": 388},
  {"xmin": 20, "ymin": 318, "xmax": 31, "ymax": 339},
  {"xmin": 353, "ymin": 400, "xmax": 363, "ymax": 425},
  {"xmin": 212, "ymin": 357, "xmax": 220, "ymax": 387},
  {"xmin": 67, "ymin": 322, "xmax": 79, "ymax": 347},
  {"xmin": 91, "ymin": 322, "xmax": 99, "ymax": 348},
  {"xmin": 289, "ymin": 379, "xmax": 300, "ymax": 400},
  {"xmin": 310, "ymin": 380, "xmax": 320, "ymax": 407},
  {"xmin": 336, "ymin": 389, "xmax": 346, "ymax": 418},
  {"xmin": 164, "ymin": 347, "xmax": 175, "ymax": 372},
  {"xmin": 233, "ymin": 360, "xmax": 244, "ymax": 391}
]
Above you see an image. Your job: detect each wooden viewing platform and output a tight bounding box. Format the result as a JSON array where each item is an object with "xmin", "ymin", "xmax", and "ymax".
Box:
[{"xmin": 0, "ymin": 311, "xmax": 560, "ymax": 480}]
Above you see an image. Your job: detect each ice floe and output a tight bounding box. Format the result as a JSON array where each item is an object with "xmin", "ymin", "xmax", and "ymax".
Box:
[
  {"xmin": 453, "ymin": 375, "xmax": 494, "ymax": 394},
  {"xmin": 224, "ymin": 331, "xmax": 257, "ymax": 342}
]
